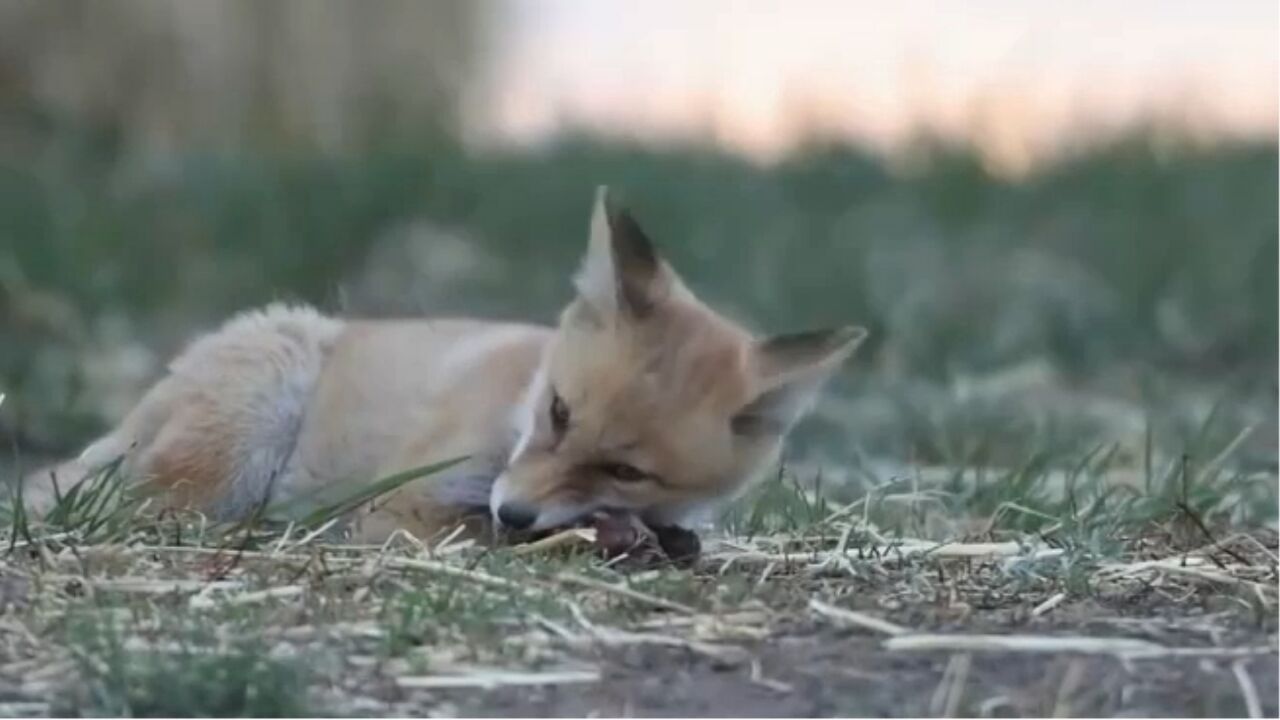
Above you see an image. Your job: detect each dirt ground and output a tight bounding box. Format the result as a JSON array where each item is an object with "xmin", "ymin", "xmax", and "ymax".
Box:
[
  {"xmin": 354, "ymin": 590, "xmax": 1280, "ymax": 718},
  {"xmin": 439, "ymin": 635, "xmax": 1278, "ymax": 718},
  {"xmin": 316, "ymin": 533, "xmax": 1279, "ymax": 718}
]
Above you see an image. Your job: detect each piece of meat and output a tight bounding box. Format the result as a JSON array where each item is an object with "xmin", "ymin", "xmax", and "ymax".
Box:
[
  {"xmin": 589, "ymin": 511, "xmax": 701, "ymax": 568},
  {"xmin": 591, "ymin": 511, "xmax": 644, "ymax": 555}
]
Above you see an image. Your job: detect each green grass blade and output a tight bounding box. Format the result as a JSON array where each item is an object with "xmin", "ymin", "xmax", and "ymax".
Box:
[{"xmin": 277, "ymin": 456, "xmax": 469, "ymax": 531}]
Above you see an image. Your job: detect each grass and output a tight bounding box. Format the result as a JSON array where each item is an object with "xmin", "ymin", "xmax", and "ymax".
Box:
[
  {"xmin": 6, "ymin": 454, "xmax": 151, "ymax": 549},
  {"xmin": 60, "ymin": 611, "xmax": 311, "ymax": 717},
  {"xmin": 0, "ymin": 421, "xmax": 1272, "ymax": 716}
]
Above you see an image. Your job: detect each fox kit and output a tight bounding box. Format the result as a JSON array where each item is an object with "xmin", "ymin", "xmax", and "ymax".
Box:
[{"xmin": 27, "ymin": 187, "xmax": 866, "ymax": 543}]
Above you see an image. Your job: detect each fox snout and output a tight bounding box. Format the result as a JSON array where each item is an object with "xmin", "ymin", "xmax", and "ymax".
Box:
[
  {"xmin": 489, "ymin": 471, "xmax": 601, "ymax": 531},
  {"xmin": 493, "ymin": 499, "xmax": 539, "ymax": 531}
]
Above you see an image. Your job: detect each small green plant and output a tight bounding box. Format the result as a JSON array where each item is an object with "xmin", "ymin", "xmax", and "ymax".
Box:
[
  {"xmin": 61, "ymin": 612, "xmax": 311, "ymax": 717},
  {"xmin": 378, "ymin": 573, "xmax": 543, "ymax": 661},
  {"xmin": 720, "ymin": 462, "xmax": 831, "ymax": 538}
]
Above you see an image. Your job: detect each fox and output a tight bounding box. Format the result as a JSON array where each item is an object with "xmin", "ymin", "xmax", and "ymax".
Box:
[{"xmin": 23, "ymin": 187, "xmax": 866, "ymax": 546}]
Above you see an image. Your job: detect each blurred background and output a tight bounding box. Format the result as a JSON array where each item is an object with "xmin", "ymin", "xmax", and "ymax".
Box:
[{"xmin": 0, "ymin": 0, "xmax": 1275, "ymax": 489}]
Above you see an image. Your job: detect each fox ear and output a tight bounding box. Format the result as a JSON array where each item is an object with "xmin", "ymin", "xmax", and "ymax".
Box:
[
  {"xmin": 575, "ymin": 186, "xmax": 668, "ymax": 319},
  {"xmin": 732, "ymin": 326, "xmax": 868, "ymax": 436}
]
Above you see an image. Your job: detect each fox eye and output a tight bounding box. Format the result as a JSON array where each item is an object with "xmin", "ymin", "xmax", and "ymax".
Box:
[
  {"xmin": 549, "ymin": 389, "xmax": 570, "ymax": 434},
  {"xmin": 600, "ymin": 462, "xmax": 648, "ymax": 483}
]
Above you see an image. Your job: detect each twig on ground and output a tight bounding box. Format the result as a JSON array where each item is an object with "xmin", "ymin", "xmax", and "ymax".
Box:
[
  {"xmin": 513, "ymin": 528, "xmax": 597, "ymax": 556},
  {"xmin": 888, "ymin": 633, "xmax": 1277, "ymax": 659},
  {"xmin": 566, "ymin": 602, "xmax": 747, "ymax": 664},
  {"xmin": 43, "ymin": 574, "xmax": 241, "ymax": 595},
  {"xmin": 1098, "ymin": 558, "xmax": 1276, "ymax": 597},
  {"xmin": 395, "ymin": 668, "xmax": 601, "ymax": 689},
  {"xmin": 190, "ymin": 585, "xmax": 304, "ymax": 609},
  {"xmin": 929, "ymin": 653, "xmax": 971, "ymax": 718},
  {"xmin": 556, "ymin": 572, "xmax": 695, "ymax": 615},
  {"xmin": 809, "ymin": 599, "xmax": 908, "ymax": 636},
  {"xmin": 886, "ymin": 633, "xmax": 1163, "ymax": 655},
  {"xmin": 749, "ymin": 659, "xmax": 794, "ymax": 693},
  {"xmin": 1231, "ymin": 659, "xmax": 1263, "ymax": 719},
  {"xmin": 1032, "ymin": 593, "xmax": 1067, "ymax": 617},
  {"xmin": 1051, "ymin": 659, "xmax": 1086, "ymax": 718}
]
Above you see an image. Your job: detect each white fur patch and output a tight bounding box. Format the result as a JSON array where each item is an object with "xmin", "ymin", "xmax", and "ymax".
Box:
[
  {"xmin": 528, "ymin": 502, "xmax": 596, "ymax": 531},
  {"xmin": 488, "ymin": 473, "xmax": 512, "ymax": 521},
  {"xmin": 573, "ymin": 186, "xmax": 619, "ymax": 317},
  {"xmin": 506, "ymin": 362, "xmax": 548, "ymax": 466},
  {"xmin": 78, "ymin": 434, "xmax": 129, "ymax": 468}
]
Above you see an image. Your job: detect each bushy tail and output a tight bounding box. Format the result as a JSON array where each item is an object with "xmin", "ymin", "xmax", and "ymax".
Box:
[
  {"xmin": 12, "ymin": 303, "xmax": 342, "ymax": 522},
  {"xmin": 17, "ymin": 433, "xmax": 131, "ymax": 516}
]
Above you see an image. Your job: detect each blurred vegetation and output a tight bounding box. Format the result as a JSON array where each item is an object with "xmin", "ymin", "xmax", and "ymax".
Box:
[
  {"xmin": 0, "ymin": 0, "xmax": 490, "ymax": 153},
  {"xmin": 2, "ymin": 127, "xmax": 1274, "ymax": 462},
  {"xmin": 5, "ymin": 130, "xmax": 1276, "ymax": 353},
  {"xmin": 0, "ymin": 2, "xmax": 1273, "ymax": 473}
]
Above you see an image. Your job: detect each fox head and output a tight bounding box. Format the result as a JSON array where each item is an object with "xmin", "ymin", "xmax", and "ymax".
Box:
[{"xmin": 490, "ymin": 187, "xmax": 866, "ymax": 532}]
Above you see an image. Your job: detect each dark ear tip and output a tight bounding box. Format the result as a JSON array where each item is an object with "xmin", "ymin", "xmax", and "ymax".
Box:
[
  {"xmin": 596, "ymin": 186, "xmax": 646, "ymax": 240},
  {"xmin": 760, "ymin": 325, "xmax": 869, "ymax": 355},
  {"xmin": 834, "ymin": 325, "xmax": 869, "ymax": 348},
  {"xmin": 825, "ymin": 326, "xmax": 869, "ymax": 363},
  {"xmin": 603, "ymin": 201, "xmax": 658, "ymax": 267},
  {"xmin": 604, "ymin": 197, "xmax": 633, "ymax": 233}
]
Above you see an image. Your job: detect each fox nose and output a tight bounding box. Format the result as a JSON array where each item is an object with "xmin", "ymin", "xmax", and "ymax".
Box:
[{"xmin": 496, "ymin": 502, "xmax": 538, "ymax": 530}]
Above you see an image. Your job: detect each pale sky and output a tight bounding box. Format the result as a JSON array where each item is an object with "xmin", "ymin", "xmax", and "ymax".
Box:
[{"xmin": 474, "ymin": 0, "xmax": 1278, "ymax": 171}]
